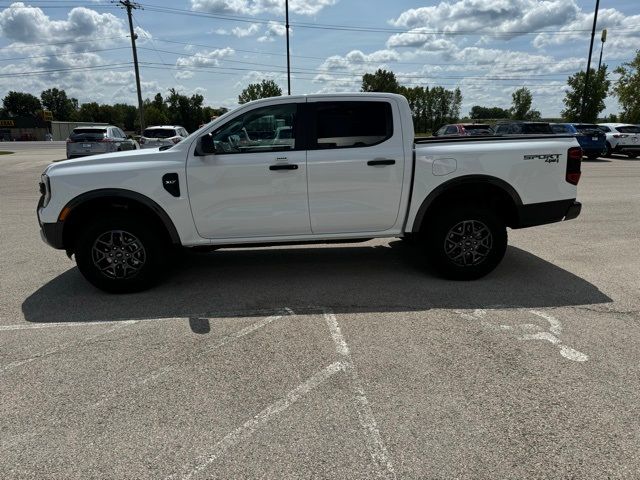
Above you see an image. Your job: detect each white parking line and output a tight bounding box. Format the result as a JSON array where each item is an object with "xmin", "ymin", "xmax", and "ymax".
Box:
[
  {"xmin": 92, "ymin": 311, "xmax": 289, "ymax": 408},
  {"xmin": 323, "ymin": 310, "xmax": 397, "ymax": 480},
  {"xmin": 0, "ymin": 319, "xmax": 139, "ymax": 332},
  {"xmin": 172, "ymin": 361, "xmax": 346, "ymax": 480},
  {"xmin": 0, "ymin": 321, "xmax": 137, "ymax": 375}
]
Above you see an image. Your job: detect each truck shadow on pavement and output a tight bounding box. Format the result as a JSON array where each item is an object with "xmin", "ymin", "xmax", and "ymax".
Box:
[{"xmin": 22, "ymin": 243, "xmax": 611, "ymax": 324}]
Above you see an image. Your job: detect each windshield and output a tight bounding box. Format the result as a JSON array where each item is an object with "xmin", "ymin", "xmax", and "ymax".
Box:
[{"xmin": 143, "ymin": 128, "xmax": 177, "ymax": 138}]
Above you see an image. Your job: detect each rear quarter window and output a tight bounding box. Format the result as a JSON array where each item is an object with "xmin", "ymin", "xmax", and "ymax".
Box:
[{"xmin": 617, "ymin": 126, "xmax": 640, "ymax": 134}]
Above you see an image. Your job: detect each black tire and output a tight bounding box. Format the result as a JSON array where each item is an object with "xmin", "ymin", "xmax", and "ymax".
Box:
[
  {"xmin": 605, "ymin": 142, "xmax": 613, "ymax": 157},
  {"xmin": 628, "ymin": 154, "xmax": 638, "ymax": 159},
  {"xmin": 424, "ymin": 206, "xmax": 507, "ymax": 280},
  {"xmin": 75, "ymin": 215, "xmax": 167, "ymax": 293}
]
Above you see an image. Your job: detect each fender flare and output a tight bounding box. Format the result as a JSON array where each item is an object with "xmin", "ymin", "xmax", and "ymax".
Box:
[
  {"xmin": 411, "ymin": 175, "xmax": 523, "ymax": 232},
  {"xmin": 62, "ymin": 188, "xmax": 181, "ymax": 245}
]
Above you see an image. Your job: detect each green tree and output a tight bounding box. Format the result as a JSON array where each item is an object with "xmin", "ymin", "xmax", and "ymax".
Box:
[
  {"xmin": 613, "ymin": 51, "xmax": 640, "ymax": 123},
  {"xmin": 238, "ymin": 80, "xmax": 282, "ymax": 104},
  {"xmin": 361, "ymin": 69, "xmax": 401, "ymax": 93},
  {"xmin": 2, "ymin": 91, "xmax": 42, "ymax": 117},
  {"xmin": 561, "ymin": 67, "xmax": 610, "ymax": 122},
  {"xmin": 510, "ymin": 87, "xmax": 533, "ymax": 120},
  {"xmin": 469, "ymin": 105, "xmax": 511, "ymax": 119},
  {"xmin": 165, "ymin": 88, "xmax": 207, "ymax": 132},
  {"xmin": 40, "ymin": 88, "xmax": 78, "ymax": 120}
]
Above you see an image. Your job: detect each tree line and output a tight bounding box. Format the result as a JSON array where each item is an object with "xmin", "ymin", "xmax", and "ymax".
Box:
[{"xmin": 0, "ymin": 88, "xmax": 227, "ymax": 133}]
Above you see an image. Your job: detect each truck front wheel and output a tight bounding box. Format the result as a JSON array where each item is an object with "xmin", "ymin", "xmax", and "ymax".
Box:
[
  {"xmin": 424, "ymin": 207, "xmax": 507, "ymax": 280},
  {"xmin": 74, "ymin": 216, "xmax": 167, "ymax": 293}
]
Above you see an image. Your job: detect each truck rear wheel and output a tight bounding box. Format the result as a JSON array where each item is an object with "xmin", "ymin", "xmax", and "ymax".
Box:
[
  {"xmin": 424, "ymin": 207, "xmax": 507, "ymax": 280},
  {"xmin": 75, "ymin": 216, "xmax": 167, "ymax": 293}
]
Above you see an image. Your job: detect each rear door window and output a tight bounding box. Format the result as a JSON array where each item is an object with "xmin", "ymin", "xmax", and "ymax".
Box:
[{"xmin": 311, "ymin": 101, "xmax": 392, "ymax": 149}]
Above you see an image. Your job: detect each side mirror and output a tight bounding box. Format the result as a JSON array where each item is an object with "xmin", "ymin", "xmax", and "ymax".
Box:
[{"xmin": 199, "ymin": 134, "xmax": 216, "ymax": 155}]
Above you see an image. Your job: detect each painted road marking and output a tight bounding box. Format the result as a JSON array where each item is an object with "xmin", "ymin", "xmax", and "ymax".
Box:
[
  {"xmin": 323, "ymin": 310, "xmax": 397, "ymax": 480},
  {"xmin": 92, "ymin": 311, "xmax": 289, "ymax": 408},
  {"xmin": 456, "ymin": 308, "xmax": 588, "ymax": 362},
  {"xmin": 172, "ymin": 361, "xmax": 346, "ymax": 480},
  {"xmin": 0, "ymin": 321, "xmax": 138, "ymax": 374}
]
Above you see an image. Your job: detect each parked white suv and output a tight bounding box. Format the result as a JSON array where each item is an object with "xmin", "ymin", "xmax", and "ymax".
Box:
[
  {"xmin": 139, "ymin": 125, "xmax": 188, "ymax": 149},
  {"xmin": 597, "ymin": 123, "xmax": 640, "ymax": 158},
  {"xmin": 38, "ymin": 93, "xmax": 582, "ymax": 293}
]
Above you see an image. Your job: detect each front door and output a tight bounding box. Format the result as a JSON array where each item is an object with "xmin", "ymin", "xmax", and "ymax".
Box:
[{"xmin": 186, "ymin": 102, "xmax": 311, "ymax": 239}]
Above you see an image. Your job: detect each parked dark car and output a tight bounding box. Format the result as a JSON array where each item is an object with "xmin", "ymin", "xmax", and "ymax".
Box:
[
  {"xmin": 433, "ymin": 123, "xmax": 494, "ymax": 136},
  {"xmin": 551, "ymin": 123, "xmax": 606, "ymax": 160},
  {"xmin": 493, "ymin": 121, "xmax": 554, "ymax": 135}
]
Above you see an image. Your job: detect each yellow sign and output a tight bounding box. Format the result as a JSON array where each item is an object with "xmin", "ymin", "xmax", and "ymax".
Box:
[
  {"xmin": 43, "ymin": 110, "xmax": 53, "ymax": 121},
  {"xmin": 0, "ymin": 119, "xmax": 15, "ymax": 127}
]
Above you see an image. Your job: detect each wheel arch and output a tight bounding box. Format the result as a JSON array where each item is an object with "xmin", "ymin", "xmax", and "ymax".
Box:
[
  {"xmin": 411, "ymin": 175, "xmax": 523, "ymax": 232},
  {"xmin": 60, "ymin": 189, "xmax": 181, "ymax": 252}
]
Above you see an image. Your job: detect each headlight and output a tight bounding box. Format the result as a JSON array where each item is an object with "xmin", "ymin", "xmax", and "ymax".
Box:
[{"xmin": 40, "ymin": 173, "xmax": 51, "ymax": 208}]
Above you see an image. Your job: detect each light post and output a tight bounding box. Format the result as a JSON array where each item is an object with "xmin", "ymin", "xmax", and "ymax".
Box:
[{"xmin": 598, "ymin": 28, "xmax": 607, "ymax": 71}]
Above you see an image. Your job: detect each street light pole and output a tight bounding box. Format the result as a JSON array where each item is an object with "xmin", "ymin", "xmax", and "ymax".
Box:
[
  {"xmin": 580, "ymin": 0, "xmax": 600, "ymax": 122},
  {"xmin": 285, "ymin": 0, "xmax": 291, "ymax": 95},
  {"xmin": 598, "ymin": 28, "xmax": 607, "ymax": 71}
]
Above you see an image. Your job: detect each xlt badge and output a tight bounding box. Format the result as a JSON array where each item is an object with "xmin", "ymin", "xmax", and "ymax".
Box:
[{"xmin": 524, "ymin": 154, "xmax": 560, "ymax": 163}]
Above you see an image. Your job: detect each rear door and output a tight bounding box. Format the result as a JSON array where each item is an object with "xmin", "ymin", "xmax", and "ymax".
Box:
[{"xmin": 306, "ymin": 98, "xmax": 405, "ymax": 234}]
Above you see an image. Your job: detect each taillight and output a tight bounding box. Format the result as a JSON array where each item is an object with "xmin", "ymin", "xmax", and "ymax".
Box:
[
  {"xmin": 99, "ymin": 137, "xmax": 114, "ymax": 142},
  {"xmin": 171, "ymin": 137, "xmax": 181, "ymax": 144},
  {"xmin": 140, "ymin": 137, "xmax": 146, "ymax": 144},
  {"xmin": 566, "ymin": 147, "xmax": 582, "ymax": 185}
]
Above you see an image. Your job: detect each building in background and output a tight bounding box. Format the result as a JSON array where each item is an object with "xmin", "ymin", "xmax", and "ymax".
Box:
[{"xmin": 0, "ymin": 116, "xmax": 48, "ymax": 141}]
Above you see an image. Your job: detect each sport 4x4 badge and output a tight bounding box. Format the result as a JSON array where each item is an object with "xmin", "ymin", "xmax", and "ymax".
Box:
[{"xmin": 524, "ymin": 154, "xmax": 560, "ymax": 163}]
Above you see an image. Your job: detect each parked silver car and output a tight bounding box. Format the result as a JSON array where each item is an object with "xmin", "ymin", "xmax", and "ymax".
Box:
[
  {"xmin": 139, "ymin": 125, "xmax": 188, "ymax": 149},
  {"xmin": 66, "ymin": 125, "xmax": 137, "ymax": 159}
]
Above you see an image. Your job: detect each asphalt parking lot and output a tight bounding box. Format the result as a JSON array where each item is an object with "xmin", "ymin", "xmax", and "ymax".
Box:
[{"xmin": 1, "ymin": 143, "xmax": 639, "ymax": 479}]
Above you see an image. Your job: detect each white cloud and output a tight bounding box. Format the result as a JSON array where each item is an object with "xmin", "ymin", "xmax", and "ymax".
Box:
[
  {"xmin": 190, "ymin": 0, "xmax": 337, "ymax": 17},
  {"xmin": 175, "ymin": 47, "xmax": 235, "ymax": 68},
  {"xmin": 232, "ymin": 23, "xmax": 260, "ymax": 38},
  {"xmin": 257, "ymin": 21, "xmax": 287, "ymax": 42},
  {"xmin": 0, "ymin": 2, "xmax": 131, "ymax": 46},
  {"xmin": 389, "ymin": 0, "xmax": 579, "ymax": 40}
]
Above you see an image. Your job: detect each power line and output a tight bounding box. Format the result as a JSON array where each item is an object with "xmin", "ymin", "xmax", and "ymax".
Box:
[
  {"xmin": 0, "ymin": 62, "xmax": 132, "ymax": 77},
  {"xmin": 0, "ymin": 36, "xmax": 129, "ymax": 51},
  {"xmin": 0, "ymin": 47, "xmax": 129, "ymax": 63}
]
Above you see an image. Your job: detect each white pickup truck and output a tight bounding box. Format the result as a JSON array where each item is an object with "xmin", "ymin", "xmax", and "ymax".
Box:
[{"xmin": 38, "ymin": 93, "xmax": 582, "ymax": 293}]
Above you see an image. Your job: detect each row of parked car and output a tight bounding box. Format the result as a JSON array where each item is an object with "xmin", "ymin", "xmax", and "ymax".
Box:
[
  {"xmin": 66, "ymin": 125, "xmax": 189, "ymax": 159},
  {"xmin": 432, "ymin": 121, "xmax": 640, "ymax": 159}
]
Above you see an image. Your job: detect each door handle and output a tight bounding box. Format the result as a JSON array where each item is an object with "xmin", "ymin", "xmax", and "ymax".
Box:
[
  {"xmin": 367, "ymin": 159, "xmax": 395, "ymax": 166},
  {"xmin": 269, "ymin": 164, "xmax": 298, "ymax": 171}
]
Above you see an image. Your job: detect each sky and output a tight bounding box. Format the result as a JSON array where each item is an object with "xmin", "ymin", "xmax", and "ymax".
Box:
[{"xmin": 0, "ymin": 0, "xmax": 638, "ymax": 118}]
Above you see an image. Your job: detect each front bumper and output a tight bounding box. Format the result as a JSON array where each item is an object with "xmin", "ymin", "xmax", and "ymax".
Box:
[
  {"xmin": 40, "ymin": 222, "xmax": 65, "ymax": 249},
  {"xmin": 513, "ymin": 199, "xmax": 581, "ymax": 229},
  {"xmin": 614, "ymin": 145, "xmax": 640, "ymax": 154}
]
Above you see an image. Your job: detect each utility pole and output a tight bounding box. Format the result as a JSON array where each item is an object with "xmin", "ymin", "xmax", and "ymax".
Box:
[
  {"xmin": 285, "ymin": 0, "xmax": 291, "ymax": 95},
  {"xmin": 580, "ymin": 0, "xmax": 599, "ymax": 122},
  {"xmin": 116, "ymin": 0, "xmax": 145, "ymax": 132},
  {"xmin": 598, "ymin": 28, "xmax": 607, "ymax": 71}
]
